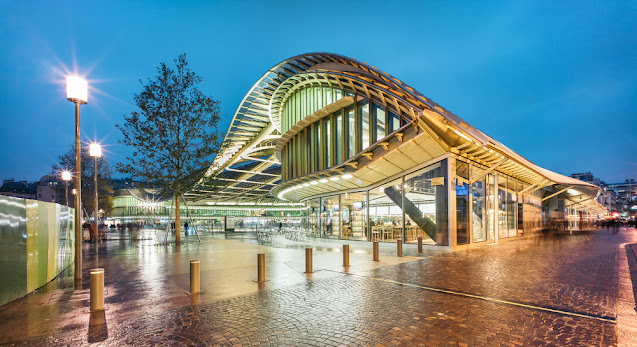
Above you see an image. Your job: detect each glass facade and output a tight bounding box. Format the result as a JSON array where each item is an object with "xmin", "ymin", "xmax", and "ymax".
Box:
[
  {"xmin": 340, "ymin": 192, "xmax": 367, "ymax": 241},
  {"xmin": 320, "ymin": 195, "xmax": 340, "ymax": 239},
  {"xmin": 303, "ymin": 160, "xmax": 449, "ymax": 246},
  {"xmin": 281, "ymin": 86, "xmax": 345, "ymax": 134},
  {"xmin": 456, "ymin": 161, "xmax": 470, "ymax": 245},
  {"xmin": 282, "ymin": 97, "xmax": 406, "ymax": 181}
]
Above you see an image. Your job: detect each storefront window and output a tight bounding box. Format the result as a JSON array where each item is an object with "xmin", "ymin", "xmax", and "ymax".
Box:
[
  {"xmin": 320, "ymin": 195, "xmax": 340, "ymax": 239},
  {"xmin": 498, "ymin": 176, "xmax": 508, "ymax": 239},
  {"xmin": 404, "ymin": 160, "xmax": 448, "ymax": 246},
  {"xmin": 507, "ymin": 179, "xmax": 517, "ymax": 237},
  {"xmin": 456, "ymin": 161, "xmax": 469, "ymax": 245},
  {"xmin": 324, "ymin": 118, "xmax": 331, "ymax": 168},
  {"xmin": 368, "ymin": 178, "xmax": 404, "ymax": 242},
  {"xmin": 471, "ymin": 166, "xmax": 487, "ymax": 242},
  {"xmin": 340, "ymin": 192, "xmax": 367, "ymax": 241}
]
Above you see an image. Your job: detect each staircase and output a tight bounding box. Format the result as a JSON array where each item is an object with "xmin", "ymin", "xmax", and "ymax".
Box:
[{"xmin": 384, "ymin": 186, "xmax": 437, "ymax": 240}]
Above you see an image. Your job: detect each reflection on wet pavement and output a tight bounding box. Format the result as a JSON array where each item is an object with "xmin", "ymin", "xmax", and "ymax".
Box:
[{"xmin": 0, "ymin": 228, "xmax": 634, "ymax": 346}]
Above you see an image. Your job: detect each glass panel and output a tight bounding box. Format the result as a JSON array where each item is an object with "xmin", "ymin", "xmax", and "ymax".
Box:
[
  {"xmin": 359, "ymin": 100, "xmax": 370, "ymax": 150},
  {"xmin": 456, "ymin": 161, "xmax": 470, "ymax": 245},
  {"xmin": 374, "ymin": 103, "xmax": 386, "ymax": 141},
  {"xmin": 307, "ymin": 129, "xmax": 312, "ymax": 173},
  {"xmin": 389, "ymin": 111, "xmax": 400, "ymax": 133},
  {"xmin": 316, "ymin": 122, "xmax": 322, "ymax": 171},
  {"xmin": 471, "ymin": 166, "xmax": 487, "ymax": 242},
  {"xmin": 320, "ymin": 195, "xmax": 339, "ymax": 239},
  {"xmin": 325, "ymin": 118, "xmax": 331, "ymax": 168},
  {"xmin": 404, "ymin": 161, "xmax": 448, "ymax": 246},
  {"xmin": 340, "ymin": 191, "xmax": 367, "ymax": 241},
  {"xmin": 299, "ymin": 132, "xmax": 305, "ymax": 176},
  {"xmin": 498, "ymin": 176, "xmax": 508, "ymax": 239},
  {"xmin": 335, "ymin": 89, "xmax": 342, "ymax": 101},
  {"xmin": 346, "ymin": 106, "xmax": 356, "ymax": 158},
  {"xmin": 368, "ymin": 178, "xmax": 404, "ymax": 243},
  {"xmin": 335, "ymin": 110, "xmax": 342, "ymax": 164},
  {"xmin": 507, "ymin": 179, "xmax": 517, "ymax": 237},
  {"xmin": 307, "ymin": 198, "xmax": 320, "ymax": 238},
  {"xmin": 487, "ymin": 174, "xmax": 496, "ymax": 242}
]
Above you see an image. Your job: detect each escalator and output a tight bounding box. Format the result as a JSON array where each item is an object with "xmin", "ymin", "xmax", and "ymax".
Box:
[{"xmin": 384, "ymin": 186, "xmax": 437, "ymax": 240}]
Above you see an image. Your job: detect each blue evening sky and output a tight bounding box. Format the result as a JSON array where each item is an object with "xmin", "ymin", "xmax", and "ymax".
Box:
[{"xmin": 1, "ymin": 0, "xmax": 635, "ymax": 183}]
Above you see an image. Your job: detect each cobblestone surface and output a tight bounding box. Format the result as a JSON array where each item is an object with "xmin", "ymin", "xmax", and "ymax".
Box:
[
  {"xmin": 17, "ymin": 275, "xmax": 617, "ymax": 346},
  {"xmin": 371, "ymin": 229, "xmax": 631, "ymax": 319},
  {"xmin": 2, "ymin": 228, "xmax": 635, "ymax": 346}
]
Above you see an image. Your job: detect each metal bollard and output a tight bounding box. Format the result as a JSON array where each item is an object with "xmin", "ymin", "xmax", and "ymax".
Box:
[
  {"xmin": 397, "ymin": 239, "xmax": 403, "ymax": 257},
  {"xmin": 373, "ymin": 241, "xmax": 379, "ymax": 261},
  {"xmin": 417, "ymin": 236, "xmax": 423, "ymax": 253},
  {"xmin": 190, "ymin": 260, "xmax": 200, "ymax": 293},
  {"xmin": 305, "ymin": 248, "xmax": 313, "ymax": 273},
  {"xmin": 90, "ymin": 268, "xmax": 104, "ymax": 312},
  {"xmin": 257, "ymin": 253, "xmax": 266, "ymax": 282},
  {"xmin": 343, "ymin": 245, "xmax": 350, "ymax": 267}
]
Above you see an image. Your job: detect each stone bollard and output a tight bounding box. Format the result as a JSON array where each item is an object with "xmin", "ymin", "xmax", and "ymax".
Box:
[
  {"xmin": 90, "ymin": 268, "xmax": 105, "ymax": 312},
  {"xmin": 190, "ymin": 260, "xmax": 200, "ymax": 294},
  {"xmin": 417, "ymin": 236, "xmax": 423, "ymax": 253},
  {"xmin": 257, "ymin": 253, "xmax": 266, "ymax": 282},
  {"xmin": 305, "ymin": 248, "xmax": 313, "ymax": 273},
  {"xmin": 373, "ymin": 241, "xmax": 379, "ymax": 261},
  {"xmin": 397, "ymin": 239, "xmax": 403, "ymax": 257},
  {"xmin": 343, "ymin": 245, "xmax": 350, "ymax": 267}
]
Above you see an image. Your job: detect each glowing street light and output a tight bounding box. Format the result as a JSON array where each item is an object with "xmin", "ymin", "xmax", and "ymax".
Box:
[
  {"xmin": 61, "ymin": 170, "xmax": 71, "ymax": 207},
  {"xmin": 66, "ymin": 75, "xmax": 87, "ymax": 281},
  {"xmin": 90, "ymin": 143, "xmax": 102, "ymax": 242}
]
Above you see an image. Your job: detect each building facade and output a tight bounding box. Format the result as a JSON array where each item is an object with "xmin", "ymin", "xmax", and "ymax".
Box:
[{"xmin": 119, "ymin": 53, "xmax": 607, "ymax": 251}]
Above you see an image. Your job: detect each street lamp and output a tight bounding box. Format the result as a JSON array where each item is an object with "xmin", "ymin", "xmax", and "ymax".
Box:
[
  {"xmin": 61, "ymin": 170, "xmax": 71, "ymax": 207},
  {"xmin": 67, "ymin": 75, "xmax": 87, "ymax": 281},
  {"xmin": 90, "ymin": 143, "xmax": 102, "ymax": 242}
]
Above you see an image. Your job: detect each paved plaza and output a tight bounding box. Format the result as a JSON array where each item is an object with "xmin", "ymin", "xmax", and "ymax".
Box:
[{"xmin": 0, "ymin": 228, "xmax": 635, "ymax": 346}]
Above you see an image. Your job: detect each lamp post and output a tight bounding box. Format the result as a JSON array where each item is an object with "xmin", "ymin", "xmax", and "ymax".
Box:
[
  {"xmin": 67, "ymin": 75, "xmax": 87, "ymax": 281},
  {"xmin": 90, "ymin": 143, "xmax": 102, "ymax": 242},
  {"xmin": 62, "ymin": 170, "xmax": 71, "ymax": 207}
]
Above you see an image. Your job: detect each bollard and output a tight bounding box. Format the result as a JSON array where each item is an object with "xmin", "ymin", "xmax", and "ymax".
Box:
[
  {"xmin": 90, "ymin": 268, "xmax": 104, "ymax": 312},
  {"xmin": 257, "ymin": 253, "xmax": 266, "ymax": 282},
  {"xmin": 305, "ymin": 248, "xmax": 313, "ymax": 273},
  {"xmin": 190, "ymin": 260, "xmax": 200, "ymax": 294},
  {"xmin": 397, "ymin": 239, "xmax": 403, "ymax": 257},
  {"xmin": 373, "ymin": 241, "xmax": 379, "ymax": 261},
  {"xmin": 417, "ymin": 236, "xmax": 423, "ymax": 253},
  {"xmin": 343, "ymin": 245, "xmax": 350, "ymax": 267}
]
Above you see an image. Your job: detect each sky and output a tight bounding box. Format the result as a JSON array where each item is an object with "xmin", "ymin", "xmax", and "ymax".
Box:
[{"xmin": 0, "ymin": 0, "xmax": 635, "ymax": 184}]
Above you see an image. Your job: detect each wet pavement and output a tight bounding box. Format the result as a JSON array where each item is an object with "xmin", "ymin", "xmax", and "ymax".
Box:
[{"xmin": 0, "ymin": 227, "xmax": 635, "ymax": 346}]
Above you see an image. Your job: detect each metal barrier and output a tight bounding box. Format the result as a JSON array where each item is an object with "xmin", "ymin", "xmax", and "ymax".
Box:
[
  {"xmin": 343, "ymin": 245, "xmax": 350, "ymax": 267},
  {"xmin": 190, "ymin": 260, "xmax": 200, "ymax": 293},
  {"xmin": 305, "ymin": 248, "xmax": 313, "ymax": 273},
  {"xmin": 257, "ymin": 253, "xmax": 266, "ymax": 282},
  {"xmin": 90, "ymin": 268, "xmax": 105, "ymax": 312}
]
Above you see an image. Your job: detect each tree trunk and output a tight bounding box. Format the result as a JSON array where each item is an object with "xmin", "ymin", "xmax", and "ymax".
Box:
[{"xmin": 175, "ymin": 192, "xmax": 181, "ymax": 243}]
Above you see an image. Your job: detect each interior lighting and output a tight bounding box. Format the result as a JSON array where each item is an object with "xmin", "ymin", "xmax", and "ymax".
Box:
[
  {"xmin": 329, "ymin": 176, "xmax": 340, "ymax": 181},
  {"xmin": 310, "ymin": 181, "xmax": 318, "ymax": 185},
  {"xmin": 303, "ymin": 183, "xmax": 310, "ymax": 187},
  {"xmin": 319, "ymin": 179, "xmax": 328, "ymax": 183},
  {"xmin": 342, "ymin": 174, "xmax": 353, "ymax": 179},
  {"xmin": 379, "ymin": 187, "xmax": 384, "ymax": 193}
]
